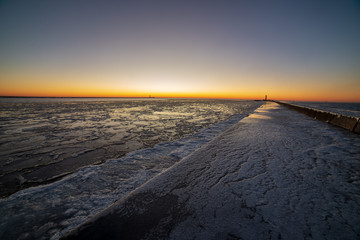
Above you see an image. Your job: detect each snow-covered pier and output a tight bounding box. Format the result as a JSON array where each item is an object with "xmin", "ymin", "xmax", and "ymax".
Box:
[{"xmin": 63, "ymin": 102, "xmax": 360, "ymax": 240}]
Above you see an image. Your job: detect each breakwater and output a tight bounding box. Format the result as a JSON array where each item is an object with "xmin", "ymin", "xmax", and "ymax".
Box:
[
  {"xmin": 61, "ymin": 102, "xmax": 360, "ymax": 240},
  {"xmin": 275, "ymin": 101, "xmax": 360, "ymax": 134}
]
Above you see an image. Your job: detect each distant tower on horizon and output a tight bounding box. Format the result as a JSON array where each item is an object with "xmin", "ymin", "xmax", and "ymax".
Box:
[{"xmin": 264, "ymin": 95, "xmax": 267, "ymax": 101}]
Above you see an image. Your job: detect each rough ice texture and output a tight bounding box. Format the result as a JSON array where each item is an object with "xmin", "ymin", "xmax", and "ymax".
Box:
[
  {"xmin": 64, "ymin": 102, "xmax": 360, "ymax": 240},
  {"xmin": 0, "ymin": 98, "xmax": 258, "ymax": 197},
  {"xmin": 0, "ymin": 102, "xmax": 260, "ymax": 240}
]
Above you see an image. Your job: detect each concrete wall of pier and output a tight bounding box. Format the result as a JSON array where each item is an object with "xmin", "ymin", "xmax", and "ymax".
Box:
[{"xmin": 274, "ymin": 101, "xmax": 360, "ymax": 134}]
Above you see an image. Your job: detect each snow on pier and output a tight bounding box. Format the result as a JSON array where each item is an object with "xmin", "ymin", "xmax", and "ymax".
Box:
[{"xmin": 64, "ymin": 102, "xmax": 360, "ymax": 240}]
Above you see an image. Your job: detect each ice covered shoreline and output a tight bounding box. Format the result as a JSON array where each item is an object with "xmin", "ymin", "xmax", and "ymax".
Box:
[
  {"xmin": 0, "ymin": 99, "xmax": 258, "ymax": 198},
  {"xmin": 63, "ymin": 102, "xmax": 360, "ymax": 240},
  {"xmin": 0, "ymin": 102, "xmax": 261, "ymax": 240}
]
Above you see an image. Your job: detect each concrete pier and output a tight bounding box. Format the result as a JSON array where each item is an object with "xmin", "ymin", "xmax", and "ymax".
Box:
[{"xmin": 275, "ymin": 101, "xmax": 360, "ymax": 134}]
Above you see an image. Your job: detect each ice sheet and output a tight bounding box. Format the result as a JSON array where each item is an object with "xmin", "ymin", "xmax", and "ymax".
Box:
[
  {"xmin": 0, "ymin": 98, "xmax": 259, "ymax": 197},
  {"xmin": 0, "ymin": 101, "xmax": 260, "ymax": 240}
]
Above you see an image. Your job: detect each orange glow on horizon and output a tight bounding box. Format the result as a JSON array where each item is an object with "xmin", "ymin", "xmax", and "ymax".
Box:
[
  {"xmin": 1, "ymin": 87, "xmax": 360, "ymax": 103},
  {"xmin": 1, "ymin": 72, "xmax": 359, "ymax": 102},
  {"xmin": 1, "ymin": 1, "xmax": 360, "ymax": 104}
]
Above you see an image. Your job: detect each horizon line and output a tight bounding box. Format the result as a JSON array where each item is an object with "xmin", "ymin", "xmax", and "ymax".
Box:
[
  {"xmin": 1, "ymin": 95, "xmax": 359, "ymax": 103},
  {"xmin": 0, "ymin": 95, "xmax": 256, "ymax": 100}
]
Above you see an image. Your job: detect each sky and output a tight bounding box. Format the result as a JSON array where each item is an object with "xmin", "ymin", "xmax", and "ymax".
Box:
[{"xmin": 0, "ymin": 0, "xmax": 359, "ymax": 101}]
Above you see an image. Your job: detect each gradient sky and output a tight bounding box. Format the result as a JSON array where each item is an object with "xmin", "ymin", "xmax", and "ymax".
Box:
[{"xmin": 0, "ymin": 0, "xmax": 359, "ymax": 101}]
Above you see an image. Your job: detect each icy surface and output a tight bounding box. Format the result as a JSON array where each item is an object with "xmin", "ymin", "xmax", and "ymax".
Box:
[
  {"xmin": 0, "ymin": 102, "xmax": 260, "ymax": 240},
  {"xmin": 0, "ymin": 98, "xmax": 259, "ymax": 197},
  {"xmin": 65, "ymin": 102, "xmax": 360, "ymax": 240},
  {"xmin": 288, "ymin": 101, "xmax": 360, "ymax": 118}
]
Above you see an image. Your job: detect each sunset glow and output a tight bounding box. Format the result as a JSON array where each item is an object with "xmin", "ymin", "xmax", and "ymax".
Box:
[{"xmin": 0, "ymin": 0, "xmax": 359, "ymax": 102}]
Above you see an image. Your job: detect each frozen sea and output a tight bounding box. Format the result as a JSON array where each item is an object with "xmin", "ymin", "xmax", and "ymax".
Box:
[
  {"xmin": 0, "ymin": 98, "xmax": 261, "ymax": 240},
  {"xmin": 0, "ymin": 97, "xmax": 259, "ymax": 198}
]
